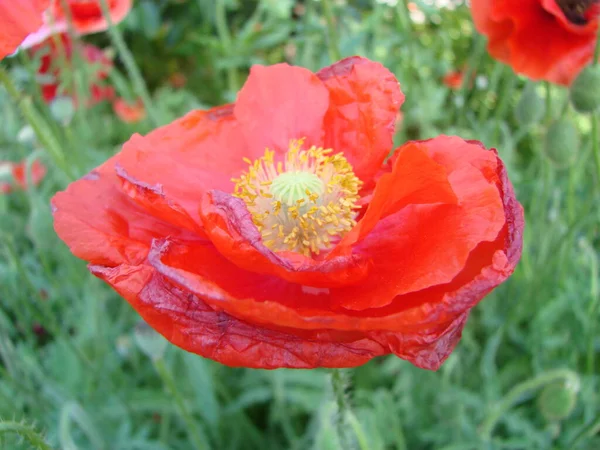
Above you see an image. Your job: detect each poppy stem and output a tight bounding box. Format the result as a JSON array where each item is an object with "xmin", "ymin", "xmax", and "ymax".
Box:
[
  {"xmin": 593, "ymin": 26, "xmax": 600, "ymax": 189},
  {"xmin": 98, "ymin": 0, "xmax": 161, "ymax": 127},
  {"xmin": 321, "ymin": 0, "xmax": 342, "ymax": 62},
  {"xmin": 153, "ymin": 357, "xmax": 211, "ymax": 450},
  {"xmin": 330, "ymin": 368, "xmax": 355, "ymax": 449},
  {"xmin": 592, "ymin": 113, "xmax": 600, "ymax": 185},
  {"xmin": 479, "ymin": 368, "xmax": 580, "ymax": 441},
  {"xmin": 544, "ymin": 82, "xmax": 553, "ymax": 123},
  {"xmin": 215, "ymin": 0, "xmax": 240, "ymax": 96},
  {"xmin": 0, "ymin": 67, "xmax": 75, "ymax": 180}
]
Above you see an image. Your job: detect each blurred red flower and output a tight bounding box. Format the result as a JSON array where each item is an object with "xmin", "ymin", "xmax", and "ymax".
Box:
[
  {"xmin": 443, "ymin": 70, "xmax": 464, "ymax": 89},
  {"xmin": 471, "ymin": 0, "xmax": 599, "ymax": 85},
  {"xmin": 113, "ymin": 98, "xmax": 146, "ymax": 123},
  {"xmin": 52, "ymin": 57, "xmax": 524, "ymax": 370},
  {"xmin": 20, "ymin": 0, "xmax": 132, "ymax": 48},
  {"xmin": 49, "ymin": 0, "xmax": 132, "ymax": 35},
  {"xmin": 1, "ymin": 159, "xmax": 46, "ymax": 193},
  {"xmin": 0, "ymin": 0, "xmax": 49, "ymax": 60},
  {"xmin": 32, "ymin": 34, "xmax": 114, "ymax": 106}
]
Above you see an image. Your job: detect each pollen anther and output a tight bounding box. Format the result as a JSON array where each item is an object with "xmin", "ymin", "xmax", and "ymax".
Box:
[{"xmin": 232, "ymin": 139, "xmax": 362, "ymax": 256}]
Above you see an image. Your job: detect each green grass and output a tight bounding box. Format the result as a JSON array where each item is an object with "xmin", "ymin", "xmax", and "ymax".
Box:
[{"xmin": 1, "ymin": 1, "xmax": 599, "ymax": 449}]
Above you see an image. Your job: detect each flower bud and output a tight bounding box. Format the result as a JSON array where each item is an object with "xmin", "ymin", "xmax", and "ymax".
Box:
[
  {"xmin": 515, "ymin": 83, "xmax": 545, "ymax": 126},
  {"xmin": 570, "ymin": 65, "xmax": 600, "ymax": 113},
  {"xmin": 543, "ymin": 119, "xmax": 579, "ymax": 169},
  {"xmin": 537, "ymin": 380, "xmax": 579, "ymax": 422},
  {"xmin": 50, "ymin": 97, "xmax": 75, "ymax": 125}
]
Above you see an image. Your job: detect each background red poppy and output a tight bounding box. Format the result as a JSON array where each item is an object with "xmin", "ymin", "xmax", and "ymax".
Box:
[
  {"xmin": 49, "ymin": 0, "xmax": 132, "ymax": 35},
  {"xmin": 471, "ymin": 0, "xmax": 599, "ymax": 85},
  {"xmin": 32, "ymin": 33, "xmax": 114, "ymax": 105}
]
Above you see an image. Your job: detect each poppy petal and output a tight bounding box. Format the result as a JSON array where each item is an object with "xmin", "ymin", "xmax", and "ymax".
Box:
[
  {"xmin": 0, "ymin": 0, "xmax": 49, "ymax": 60},
  {"xmin": 330, "ymin": 141, "xmax": 458, "ymax": 257},
  {"xmin": 90, "ymin": 263, "xmax": 385, "ymax": 369},
  {"xmin": 332, "ymin": 137, "xmax": 506, "ymax": 310},
  {"xmin": 114, "ymin": 106, "xmax": 249, "ymax": 224},
  {"xmin": 199, "ymin": 190, "xmax": 369, "ymax": 287},
  {"xmin": 234, "ymin": 63, "xmax": 330, "ymax": 154},
  {"xmin": 317, "ymin": 56, "xmax": 405, "ymax": 186},
  {"xmin": 51, "ymin": 157, "xmax": 202, "ymax": 267}
]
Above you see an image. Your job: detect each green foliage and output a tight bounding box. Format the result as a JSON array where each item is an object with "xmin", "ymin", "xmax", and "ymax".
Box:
[{"xmin": 0, "ymin": 1, "xmax": 599, "ymax": 450}]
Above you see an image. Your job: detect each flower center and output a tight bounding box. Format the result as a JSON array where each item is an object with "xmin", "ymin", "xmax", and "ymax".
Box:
[
  {"xmin": 232, "ymin": 139, "xmax": 362, "ymax": 257},
  {"xmin": 556, "ymin": 0, "xmax": 598, "ymax": 25},
  {"xmin": 270, "ymin": 171, "xmax": 324, "ymax": 205}
]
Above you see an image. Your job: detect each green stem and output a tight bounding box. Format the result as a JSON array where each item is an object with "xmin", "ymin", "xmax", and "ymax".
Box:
[
  {"xmin": 395, "ymin": 0, "xmax": 414, "ymax": 74},
  {"xmin": 214, "ymin": 0, "xmax": 240, "ymax": 95},
  {"xmin": 583, "ymin": 234, "xmax": 599, "ymax": 376},
  {"xmin": 0, "ymin": 67, "xmax": 74, "ymax": 180},
  {"xmin": 321, "ymin": 0, "xmax": 342, "ymax": 61},
  {"xmin": 479, "ymin": 369, "xmax": 580, "ymax": 440},
  {"xmin": 331, "ymin": 369, "xmax": 354, "ymax": 449},
  {"xmin": 592, "ymin": 114, "xmax": 600, "ymax": 187},
  {"xmin": 98, "ymin": 0, "xmax": 160, "ymax": 126},
  {"xmin": 0, "ymin": 421, "xmax": 53, "ymax": 450},
  {"xmin": 153, "ymin": 358, "xmax": 211, "ymax": 450},
  {"xmin": 545, "ymin": 81, "xmax": 552, "ymax": 123},
  {"xmin": 455, "ymin": 34, "xmax": 487, "ymax": 127},
  {"xmin": 59, "ymin": 0, "xmax": 91, "ymax": 113}
]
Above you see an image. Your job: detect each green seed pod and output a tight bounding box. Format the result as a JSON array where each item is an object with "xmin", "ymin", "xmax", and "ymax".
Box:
[
  {"xmin": 537, "ymin": 381, "xmax": 578, "ymax": 422},
  {"xmin": 543, "ymin": 119, "xmax": 579, "ymax": 169},
  {"xmin": 515, "ymin": 83, "xmax": 545, "ymax": 126},
  {"xmin": 49, "ymin": 96, "xmax": 75, "ymax": 125},
  {"xmin": 570, "ymin": 65, "xmax": 600, "ymax": 113}
]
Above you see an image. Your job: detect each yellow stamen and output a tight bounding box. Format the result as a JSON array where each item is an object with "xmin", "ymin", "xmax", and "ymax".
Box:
[{"xmin": 232, "ymin": 139, "xmax": 362, "ymax": 257}]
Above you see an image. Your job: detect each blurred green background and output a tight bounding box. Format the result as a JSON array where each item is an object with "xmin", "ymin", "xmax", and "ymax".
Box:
[{"xmin": 1, "ymin": 0, "xmax": 599, "ymax": 449}]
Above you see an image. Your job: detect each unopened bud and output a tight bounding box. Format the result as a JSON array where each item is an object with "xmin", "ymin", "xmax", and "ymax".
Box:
[
  {"xmin": 537, "ymin": 380, "xmax": 578, "ymax": 422},
  {"xmin": 543, "ymin": 119, "xmax": 579, "ymax": 169},
  {"xmin": 570, "ymin": 65, "xmax": 600, "ymax": 113},
  {"xmin": 515, "ymin": 83, "xmax": 545, "ymax": 126}
]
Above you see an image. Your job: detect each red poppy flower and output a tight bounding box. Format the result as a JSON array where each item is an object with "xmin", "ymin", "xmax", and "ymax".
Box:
[
  {"xmin": 471, "ymin": 0, "xmax": 600, "ymax": 85},
  {"xmin": 113, "ymin": 98, "xmax": 146, "ymax": 123},
  {"xmin": 52, "ymin": 57, "xmax": 524, "ymax": 370},
  {"xmin": 32, "ymin": 34, "xmax": 114, "ymax": 106},
  {"xmin": 1, "ymin": 159, "xmax": 46, "ymax": 193},
  {"xmin": 443, "ymin": 70, "xmax": 464, "ymax": 89},
  {"xmin": 0, "ymin": 0, "xmax": 49, "ymax": 60}
]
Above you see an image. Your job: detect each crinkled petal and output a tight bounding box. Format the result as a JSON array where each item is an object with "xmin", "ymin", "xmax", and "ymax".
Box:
[
  {"xmin": 90, "ymin": 263, "xmax": 385, "ymax": 369},
  {"xmin": 51, "ymin": 157, "xmax": 202, "ymax": 267},
  {"xmin": 199, "ymin": 190, "xmax": 369, "ymax": 287},
  {"xmin": 317, "ymin": 56, "xmax": 404, "ymax": 187}
]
